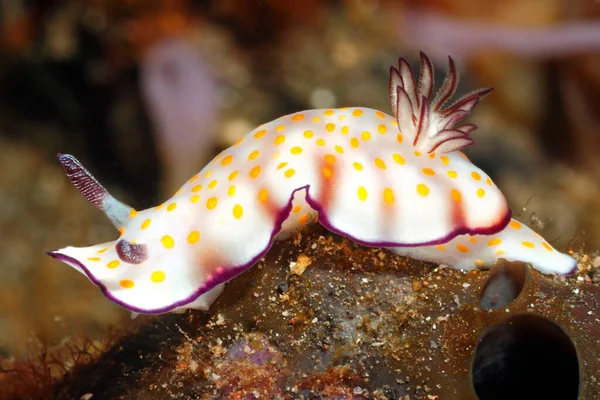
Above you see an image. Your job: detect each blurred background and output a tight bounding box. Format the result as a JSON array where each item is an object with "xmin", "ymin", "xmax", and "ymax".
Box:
[{"xmin": 0, "ymin": 0, "xmax": 599, "ymax": 359}]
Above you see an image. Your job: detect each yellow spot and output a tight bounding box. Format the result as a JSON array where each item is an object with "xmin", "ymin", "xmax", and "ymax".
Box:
[
  {"xmin": 276, "ymin": 125, "xmax": 286, "ymax": 132},
  {"xmin": 248, "ymin": 150, "xmax": 260, "ymax": 160},
  {"xmin": 488, "ymin": 238, "xmax": 502, "ymax": 246},
  {"xmin": 292, "ymin": 205, "xmax": 302, "ymax": 213},
  {"xmin": 228, "ymin": 185, "xmax": 236, "ymax": 196},
  {"xmin": 304, "ymin": 130, "xmax": 314, "ymax": 139},
  {"xmin": 477, "ymin": 188, "xmax": 485, "ymax": 198},
  {"xmin": 476, "ymin": 259, "xmax": 484, "ymax": 267},
  {"xmin": 272, "ymin": 152, "xmax": 281, "ymax": 160},
  {"xmin": 496, "ymin": 249, "xmax": 505, "ymax": 255},
  {"xmin": 206, "ymin": 197, "xmax": 218, "ymax": 210},
  {"xmin": 352, "ymin": 109, "xmax": 363, "ymax": 117},
  {"xmin": 316, "ymin": 138, "xmax": 326, "ymax": 146},
  {"xmin": 414, "ymin": 151, "xmax": 421, "ymax": 157},
  {"xmin": 87, "ymin": 257, "xmax": 100, "ymax": 261},
  {"xmin": 429, "ymin": 153, "xmax": 436, "ymax": 159},
  {"xmin": 486, "ymin": 177, "xmax": 492, "ymax": 186},
  {"xmin": 204, "ymin": 170, "xmax": 212, "ymax": 178},
  {"xmin": 393, "ymin": 153, "xmax": 405, "ymax": 165},
  {"xmin": 522, "ymin": 241, "xmax": 535, "ymax": 248},
  {"xmin": 107, "ymin": 260, "xmax": 120, "ymax": 269},
  {"xmin": 291, "ymin": 113, "xmax": 305, "ymax": 121},
  {"xmin": 120, "ymin": 280, "xmax": 135, "ymax": 289},
  {"xmin": 249, "ymin": 165, "xmax": 261, "ymax": 179},
  {"xmin": 221, "ymin": 155, "xmax": 233, "ymax": 166},
  {"xmin": 208, "ymin": 180, "xmax": 218, "ymax": 189},
  {"xmin": 451, "ymin": 189, "xmax": 462, "ymax": 203},
  {"xmin": 298, "ymin": 214, "xmax": 310, "ymax": 224},
  {"xmin": 335, "ymin": 145, "xmax": 344, "ymax": 154},
  {"xmin": 357, "ymin": 186, "xmax": 368, "ymax": 201},
  {"xmin": 391, "ymin": 120, "xmax": 398, "ymax": 126},
  {"xmin": 141, "ymin": 219, "xmax": 151, "ymax": 230},
  {"xmin": 397, "ymin": 134, "xmax": 404, "ymax": 143},
  {"xmin": 174, "ymin": 189, "xmax": 182, "ymax": 195},
  {"xmin": 324, "ymin": 109, "xmax": 334, "ymax": 116},
  {"xmin": 191, "ymin": 195, "xmax": 200, "ymax": 203},
  {"xmin": 291, "ymin": 146, "xmax": 303, "ymax": 155},
  {"xmin": 437, "ymin": 245, "xmax": 445, "ymax": 250},
  {"xmin": 189, "ymin": 175, "xmax": 199, "ymax": 183},
  {"xmin": 213, "ymin": 154, "xmax": 222, "ymax": 164},
  {"xmin": 353, "ymin": 162, "xmax": 363, "ymax": 171},
  {"xmin": 471, "ymin": 171, "xmax": 481, "ymax": 181},
  {"xmin": 118, "ymin": 227, "xmax": 125, "ymax": 235},
  {"xmin": 254, "ymin": 129, "xmax": 267, "ymax": 139},
  {"xmin": 509, "ymin": 221, "xmax": 522, "ymax": 230},
  {"xmin": 234, "ymin": 138, "xmax": 243, "ymax": 146},
  {"xmin": 97, "ymin": 248, "xmax": 108, "ymax": 254},
  {"xmin": 277, "ymin": 161, "xmax": 288, "ymax": 169},
  {"xmin": 375, "ymin": 111, "xmax": 385, "ymax": 118},
  {"xmin": 233, "ymin": 204, "xmax": 244, "ymax": 219},
  {"xmin": 447, "ymin": 171, "xmax": 458, "ymax": 178},
  {"xmin": 374, "ymin": 158, "xmax": 386, "ymax": 170},
  {"xmin": 167, "ymin": 203, "xmax": 177, "ymax": 212},
  {"xmin": 325, "ymin": 123, "xmax": 335, "ymax": 132},
  {"xmin": 284, "ymin": 168, "xmax": 295, "ymax": 178},
  {"xmin": 155, "ymin": 204, "xmax": 164, "ymax": 210},
  {"xmin": 361, "ymin": 131, "xmax": 371, "ymax": 141},
  {"xmin": 338, "ymin": 115, "xmax": 346, "ymax": 122},
  {"xmin": 377, "ymin": 124, "xmax": 387, "ymax": 134},
  {"xmin": 469, "ymin": 237, "xmax": 478, "ymax": 243},
  {"xmin": 350, "ymin": 137, "xmax": 359, "ymax": 148},
  {"xmin": 422, "ymin": 168, "xmax": 435, "ymax": 176},
  {"xmin": 542, "ymin": 242, "xmax": 553, "ymax": 252},
  {"xmin": 161, "ymin": 235, "xmax": 174, "ymax": 249},
  {"xmin": 228, "ymin": 170, "xmax": 239, "ymax": 181},
  {"xmin": 322, "ymin": 166, "xmax": 333, "ymax": 179},
  {"xmin": 129, "ymin": 209, "xmax": 137, "ymax": 218},
  {"xmin": 312, "ymin": 116, "xmax": 321, "ymax": 122},
  {"xmin": 324, "ymin": 154, "xmax": 336, "ymax": 164},
  {"xmin": 258, "ymin": 188, "xmax": 269, "ymax": 202},
  {"xmin": 383, "ymin": 188, "xmax": 395, "ymax": 205},
  {"xmin": 151, "ymin": 271, "xmax": 165, "ymax": 283},
  {"xmin": 274, "ymin": 135, "xmax": 286, "ymax": 145},
  {"xmin": 440, "ymin": 155, "xmax": 449, "ymax": 165},
  {"xmin": 456, "ymin": 244, "xmax": 469, "ymax": 253},
  {"xmin": 192, "ymin": 184, "xmax": 203, "ymax": 192},
  {"xmin": 417, "ymin": 184, "xmax": 429, "ymax": 196},
  {"xmin": 341, "ymin": 126, "xmax": 349, "ymax": 134}
]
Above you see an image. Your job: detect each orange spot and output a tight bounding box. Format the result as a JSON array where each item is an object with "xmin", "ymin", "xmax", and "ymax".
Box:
[
  {"xmin": 141, "ymin": 219, "xmax": 151, "ymax": 230},
  {"xmin": 206, "ymin": 197, "xmax": 218, "ymax": 210},
  {"xmin": 120, "ymin": 280, "xmax": 135, "ymax": 289},
  {"xmin": 234, "ymin": 138, "xmax": 244, "ymax": 146},
  {"xmin": 118, "ymin": 227, "xmax": 125, "ymax": 235},
  {"xmin": 451, "ymin": 189, "xmax": 462, "ymax": 203},
  {"xmin": 542, "ymin": 242, "xmax": 553, "ymax": 252},
  {"xmin": 397, "ymin": 134, "xmax": 404, "ymax": 143},
  {"xmin": 486, "ymin": 177, "xmax": 492, "ymax": 186},
  {"xmin": 456, "ymin": 244, "xmax": 469, "ymax": 253},
  {"xmin": 437, "ymin": 245, "xmax": 445, "ymax": 250},
  {"xmin": 522, "ymin": 241, "xmax": 535, "ymax": 248},
  {"xmin": 228, "ymin": 171, "xmax": 239, "ymax": 181},
  {"xmin": 254, "ymin": 129, "xmax": 267, "ymax": 139},
  {"xmin": 151, "ymin": 271, "xmax": 165, "ymax": 283},
  {"xmin": 298, "ymin": 214, "xmax": 310, "ymax": 224},
  {"xmin": 233, "ymin": 204, "xmax": 243, "ymax": 219},
  {"xmin": 475, "ymin": 260, "xmax": 484, "ymax": 267},
  {"xmin": 383, "ymin": 188, "xmax": 395, "ymax": 205},
  {"xmin": 350, "ymin": 138, "xmax": 359, "ymax": 148},
  {"xmin": 324, "ymin": 109, "xmax": 334, "ymax": 116},
  {"xmin": 469, "ymin": 237, "xmax": 478, "ymax": 243},
  {"xmin": 292, "ymin": 205, "xmax": 302, "ymax": 213},
  {"xmin": 167, "ymin": 203, "xmax": 177, "ymax": 212},
  {"xmin": 107, "ymin": 260, "xmax": 120, "ymax": 269},
  {"xmin": 471, "ymin": 171, "xmax": 481, "ymax": 181},
  {"xmin": 375, "ymin": 111, "xmax": 385, "ymax": 118},
  {"xmin": 304, "ymin": 130, "xmax": 314, "ymax": 139},
  {"xmin": 221, "ymin": 155, "xmax": 233, "ymax": 166},
  {"xmin": 291, "ymin": 146, "xmax": 303, "ymax": 155},
  {"xmin": 274, "ymin": 135, "xmax": 286, "ymax": 145},
  {"xmin": 352, "ymin": 109, "xmax": 363, "ymax": 117},
  {"xmin": 284, "ymin": 169, "xmax": 295, "ymax": 178},
  {"xmin": 291, "ymin": 113, "xmax": 305, "ymax": 121},
  {"xmin": 189, "ymin": 175, "xmax": 199, "ymax": 183},
  {"xmin": 414, "ymin": 151, "xmax": 421, "ymax": 156},
  {"xmin": 422, "ymin": 168, "xmax": 436, "ymax": 176},
  {"xmin": 249, "ymin": 165, "xmax": 261, "ymax": 179},
  {"xmin": 440, "ymin": 155, "xmax": 449, "ymax": 165},
  {"xmin": 429, "ymin": 153, "xmax": 436, "ymax": 159},
  {"xmin": 161, "ymin": 235, "xmax": 174, "ymax": 249},
  {"xmin": 322, "ymin": 166, "xmax": 333, "ymax": 179},
  {"xmin": 510, "ymin": 220, "xmax": 522, "ymax": 229},
  {"xmin": 417, "ymin": 184, "xmax": 429, "ymax": 196},
  {"xmin": 488, "ymin": 238, "xmax": 502, "ymax": 246},
  {"xmin": 129, "ymin": 209, "xmax": 137, "ymax": 218},
  {"xmin": 325, "ymin": 123, "xmax": 335, "ymax": 132},
  {"xmin": 248, "ymin": 150, "xmax": 260, "ymax": 160},
  {"xmin": 155, "ymin": 203, "xmax": 164, "ymax": 210},
  {"xmin": 258, "ymin": 188, "xmax": 269, "ymax": 202},
  {"xmin": 324, "ymin": 154, "xmax": 336, "ymax": 164},
  {"xmin": 374, "ymin": 158, "xmax": 386, "ymax": 170}
]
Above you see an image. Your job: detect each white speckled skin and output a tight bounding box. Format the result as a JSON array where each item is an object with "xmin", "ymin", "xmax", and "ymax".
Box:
[{"xmin": 49, "ymin": 54, "xmax": 576, "ymax": 314}]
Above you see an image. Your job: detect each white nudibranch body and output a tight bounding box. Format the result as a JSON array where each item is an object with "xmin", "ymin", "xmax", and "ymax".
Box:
[{"xmin": 47, "ymin": 53, "xmax": 576, "ymax": 315}]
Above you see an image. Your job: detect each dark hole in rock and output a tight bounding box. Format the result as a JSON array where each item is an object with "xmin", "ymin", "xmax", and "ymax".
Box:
[
  {"xmin": 480, "ymin": 259, "xmax": 527, "ymax": 310},
  {"xmin": 472, "ymin": 314, "xmax": 579, "ymax": 400}
]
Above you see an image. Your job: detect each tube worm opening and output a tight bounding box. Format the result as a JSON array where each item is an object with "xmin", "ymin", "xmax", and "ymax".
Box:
[
  {"xmin": 472, "ymin": 314, "xmax": 579, "ymax": 400},
  {"xmin": 479, "ymin": 259, "xmax": 527, "ymax": 310}
]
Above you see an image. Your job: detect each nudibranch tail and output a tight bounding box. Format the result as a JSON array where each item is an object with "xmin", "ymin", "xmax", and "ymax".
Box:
[
  {"xmin": 389, "ymin": 53, "xmax": 493, "ymax": 154},
  {"xmin": 57, "ymin": 154, "xmax": 133, "ymax": 229}
]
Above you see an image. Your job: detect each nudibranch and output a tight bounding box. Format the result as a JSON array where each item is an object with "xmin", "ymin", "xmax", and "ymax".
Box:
[{"xmin": 47, "ymin": 53, "xmax": 576, "ymax": 315}]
